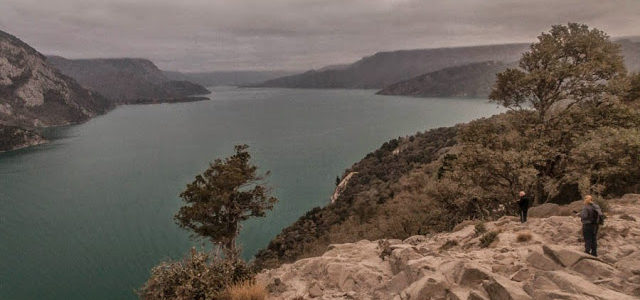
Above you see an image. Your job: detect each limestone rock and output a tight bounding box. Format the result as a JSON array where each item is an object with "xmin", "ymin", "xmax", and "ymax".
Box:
[{"xmin": 258, "ymin": 198, "xmax": 640, "ymax": 300}]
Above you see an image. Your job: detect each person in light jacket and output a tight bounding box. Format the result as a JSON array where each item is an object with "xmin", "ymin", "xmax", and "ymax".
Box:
[{"xmin": 580, "ymin": 195, "xmax": 603, "ymax": 257}]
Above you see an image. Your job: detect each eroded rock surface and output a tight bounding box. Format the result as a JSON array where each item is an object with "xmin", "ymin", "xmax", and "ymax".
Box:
[{"xmin": 258, "ymin": 195, "xmax": 640, "ymax": 299}]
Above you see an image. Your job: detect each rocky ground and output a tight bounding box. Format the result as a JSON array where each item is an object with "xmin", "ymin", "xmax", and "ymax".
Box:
[{"xmin": 257, "ymin": 194, "xmax": 640, "ymax": 299}]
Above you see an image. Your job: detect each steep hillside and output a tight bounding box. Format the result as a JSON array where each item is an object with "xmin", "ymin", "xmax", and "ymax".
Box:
[
  {"xmin": 254, "ymin": 126, "xmax": 459, "ymax": 269},
  {"xmin": 377, "ymin": 61, "xmax": 513, "ymax": 98},
  {"xmin": 252, "ymin": 44, "xmax": 529, "ymax": 89},
  {"xmin": 48, "ymin": 56, "xmax": 209, "ymax": 104},
  {"xmin": 164, "ymin": 70, "xmax": 296, "ymax": 87},
  {"xmin": 259, "ymin": 195, "xmax": 640, "ymax": 299},
  {"xmin": 0, "ymin": 30, "xmax": 112, "ymax": 150}
]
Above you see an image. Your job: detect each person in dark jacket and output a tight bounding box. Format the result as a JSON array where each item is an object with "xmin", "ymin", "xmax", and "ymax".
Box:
[
  {"xmin": 580, "ymin": 195, "xmax": 603, "ymax": 257},
  {"xmin": 517, "ymin": 191, "xmax": 531, "ymax": 223}
]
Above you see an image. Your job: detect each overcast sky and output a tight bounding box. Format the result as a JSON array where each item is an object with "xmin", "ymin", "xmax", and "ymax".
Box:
[{"xmin": 2, "ymin": 0, "xmax": 639, "ymax": 72}]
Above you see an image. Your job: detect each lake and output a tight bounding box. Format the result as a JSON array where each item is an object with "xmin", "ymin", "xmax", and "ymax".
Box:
[{"xmin": 0, "ymin": 87, "xmax": 503, "ymax": 299}]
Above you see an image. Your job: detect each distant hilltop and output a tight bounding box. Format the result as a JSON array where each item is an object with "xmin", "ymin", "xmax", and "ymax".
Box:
[
  {"xmin": 250, "ymin": 43, "xmax": 530, "ymax": 89},
  {"xmin": 47, "ymin": 56, "xmax": 210, "ymax": 105}
]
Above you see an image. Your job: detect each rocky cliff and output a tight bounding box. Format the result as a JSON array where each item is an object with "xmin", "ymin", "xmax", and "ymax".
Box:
[
  {"xmin": 258, "ymin": 194, "xmax": 640, "ymax": 299},
  {"xmin": 0, "ymin": 30, "xmax": 113, "ymax": 151},
  {"xmin": 48, "ymin": 56, "xmax": 209, "ymax": 104}
]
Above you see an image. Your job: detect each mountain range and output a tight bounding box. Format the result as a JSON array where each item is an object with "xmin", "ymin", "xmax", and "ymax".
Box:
[
  {"xmin": 48, "ymin": 56, "xmax": 210, "ymax": 104},
  {"xmin": 164, "ymin": 70, "xmax": 296, "ymax": 87},
  {"xmin": 254, "ymin": 39, "xmax": 640, "ymax": 98},
  {"xmin": 251, "ymin": 43, "xmax": 530, "ymax": 89}
]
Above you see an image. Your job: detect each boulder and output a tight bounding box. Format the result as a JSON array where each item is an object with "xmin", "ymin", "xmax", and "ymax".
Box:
[
  {"xmin": 509, "ymin": 268, "xmax": 531, "ymax": 282},
  {"xmin": 308, "ymin": 282, "xmax": 323, "ymax": 298},
  {"xmin": 540, "ymin": 271, "xmax": 636, "ymax": 300},
  {"xmin": 570, "ymin": 259, "xmax": 615, "ymax": 280},
  {"xmin": 402, "ymin": 275, "xmax": 447, "ymax": 299},
  {"xmin": 542, "ymin": 244, "xmax": 597, "ymax": 267},
  {"xmin": 458, "ymin": 266, "xmax": 492, "ymax": 286},
  {"xmin": 526, "ymin": 251, "xmax": 561, "ymax": 271},
  {"xmin": 481, "ymin": 276, "xmax": 531, "ymax": 300}
]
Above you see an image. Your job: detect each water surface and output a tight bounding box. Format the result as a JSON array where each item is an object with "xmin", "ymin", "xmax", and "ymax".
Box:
[{"xmin": 0, "ymin": 87, "xmax": 503, "ymax": 299}]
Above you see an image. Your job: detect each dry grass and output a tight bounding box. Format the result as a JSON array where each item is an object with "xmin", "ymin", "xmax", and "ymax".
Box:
[
  {"xmin": 516, "ymin": 232, "xmax": 532, "ymax": 243},
  {"xmin": 224, "ymin": 281, "xmax": 268, "ymax": 300}
]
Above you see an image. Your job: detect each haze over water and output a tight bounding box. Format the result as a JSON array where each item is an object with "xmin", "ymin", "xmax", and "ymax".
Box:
[{"xmin": 0, "ymin": 87, "xmax": 503, "ymax": 299}]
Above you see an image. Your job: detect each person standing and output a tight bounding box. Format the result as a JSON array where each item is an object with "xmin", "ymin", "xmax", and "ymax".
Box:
[
  {"xmin": 580, "ymin": 195, "xmax": 603, "ymax": 257},
  {"xmin": 517, "ymin": 191, "xmax": 531, "ymax": 223}
]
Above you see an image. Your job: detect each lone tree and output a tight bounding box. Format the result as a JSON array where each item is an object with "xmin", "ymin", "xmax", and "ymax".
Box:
[
  {"xmin": 490, "ymin": 23, "xmax": 626, "ymax": 122},
  {"xmin": 175, "ymin": 145, "xmax": 278, "ymax": 261}
]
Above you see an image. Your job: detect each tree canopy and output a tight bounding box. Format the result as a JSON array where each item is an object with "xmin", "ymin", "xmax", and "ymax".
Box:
[
  {"xmin": 175, "ymin": 145, "xmax": 278, "ymax": 261},
  {"xmin": 490, "ymin": 23, "xmax": 626, "ymax": 121}
]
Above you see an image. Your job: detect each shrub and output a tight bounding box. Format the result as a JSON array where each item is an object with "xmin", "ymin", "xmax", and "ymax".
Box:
[
  {"xmin": 378, "ymin": 240, "xmax": 393, "ymax": 260},
  {"xmin": 474, "ymin": 222, "xmax": 487, "ymax": 236},
  {"xmin": 138, "ymin": 248, "xmax": 253, "ymax": 300},
  {"xmin": 439, "ymin": 239, "xmax": 459, "ymax": 251},
  {"xmin": 516, "ymin": 232, "xmax": 532, "ymax": 243},
  {"xmin": 222, "ymin": 281, "xmax": 267, "ymax": 300},
  {"xmin": 479, "ymin": 231, "xmax": 499, "ymax": 248}
]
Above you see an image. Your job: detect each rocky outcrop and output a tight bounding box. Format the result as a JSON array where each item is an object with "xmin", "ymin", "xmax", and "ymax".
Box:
[
  {"xmin": 331, "ymin": 172, "xmax": 358, "ymax": 203},
  {"xmin": 0, "ymin": 30, "xmax": 112, "ymax": 151},
  {"xmin": 258, "ymin": 195, "xmax": 640, "ymax": 299},
  {"xmin": 0, "ymin": 124, "xmax": 46, "ymax": 152},
  {"xmin": 47, "ymin": 56, "xmax": 210, "ymax": 104}
]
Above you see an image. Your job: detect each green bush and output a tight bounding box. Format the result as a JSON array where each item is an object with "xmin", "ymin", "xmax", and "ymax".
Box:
[
  {"xmin": 138, "ymin": 248, "xmax": 253, "ymax": 300},
  {"xmin": 479, "ymin": 231, "xmax": 499, "ymax": 248},
  {"xmin": 474, "ymin": 222, "xmax": 487, "ymax": 236}
]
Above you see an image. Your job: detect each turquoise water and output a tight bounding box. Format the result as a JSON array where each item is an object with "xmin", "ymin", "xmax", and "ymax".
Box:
[{"xmin": 0, "ymin": 87, "xmax": 503, "ymax": 299}]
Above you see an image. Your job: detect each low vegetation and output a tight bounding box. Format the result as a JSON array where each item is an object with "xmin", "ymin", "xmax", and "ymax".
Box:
[
  {"xmin": 142, "ymin": 145, "xmax": 277, "ymax": 299},
  {"xmin": 516, "ymin": 232, "xmax": 532, "ymax": 243},
  {"xmin": 222, "ymin": 281, "xmax": 267, "ymax": 300},
  {"xmin": 479, "ymin": 231, "xmax": 499, "ymax": 248},
  {"xmin": 138, "ymin": 249, "xmax": 252, "ymax": 299}
]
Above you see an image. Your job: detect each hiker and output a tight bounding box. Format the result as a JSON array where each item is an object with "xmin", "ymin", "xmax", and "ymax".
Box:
[
  {"xmin": 580, "ymin": 195, "xmax": 603, "ymax": 257},
  {"xmin": 517, "ymin": 191, "xmax": 531, "ymax": 223}
]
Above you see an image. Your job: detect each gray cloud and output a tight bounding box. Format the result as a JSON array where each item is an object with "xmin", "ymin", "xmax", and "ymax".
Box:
[{"xmin": 1, "ymin": 0, "xmax": 639, "ymax": 71}]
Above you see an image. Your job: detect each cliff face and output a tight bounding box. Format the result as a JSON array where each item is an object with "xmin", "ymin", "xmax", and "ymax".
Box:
[
  {"xmin": 0, "ymin": 30, "xmax": 113, "ymax": 129},
  {"xmin": 253, "ymin": 44, "xmax": 529, "ymax": 89},
  {"xmin": 259, "ymin": 195, "xmax": 640, "ymax": 299},
  {"xmin": 47, "ymin": 56, "xmax": 209, "ymax": 104},
  {"xmin": 0, "ymin": 30, "xmax": 113, "ymax": 151}
]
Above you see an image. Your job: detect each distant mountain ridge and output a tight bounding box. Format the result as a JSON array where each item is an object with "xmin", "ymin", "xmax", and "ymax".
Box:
[
  {"xmin": 0, "ymin": 30, "xmax": 113, "ymax": 151},
  {"xmin": 48, "ymin": 56, "xmax": 210, "ymax": 104},
  {"xmin": 378, "ymin": 39, "xmax": 640, "ymax": 98},
  {"xmin": 164, "ymin": 70, "xmax": 297, "ymax": 87},
  {"xmin": 377, "ymin": 61, "xmax": 515, "ymax": 98},
  {"xmin": 252, "ymin": 43, "xmax": 530, "ymax": 89}
]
